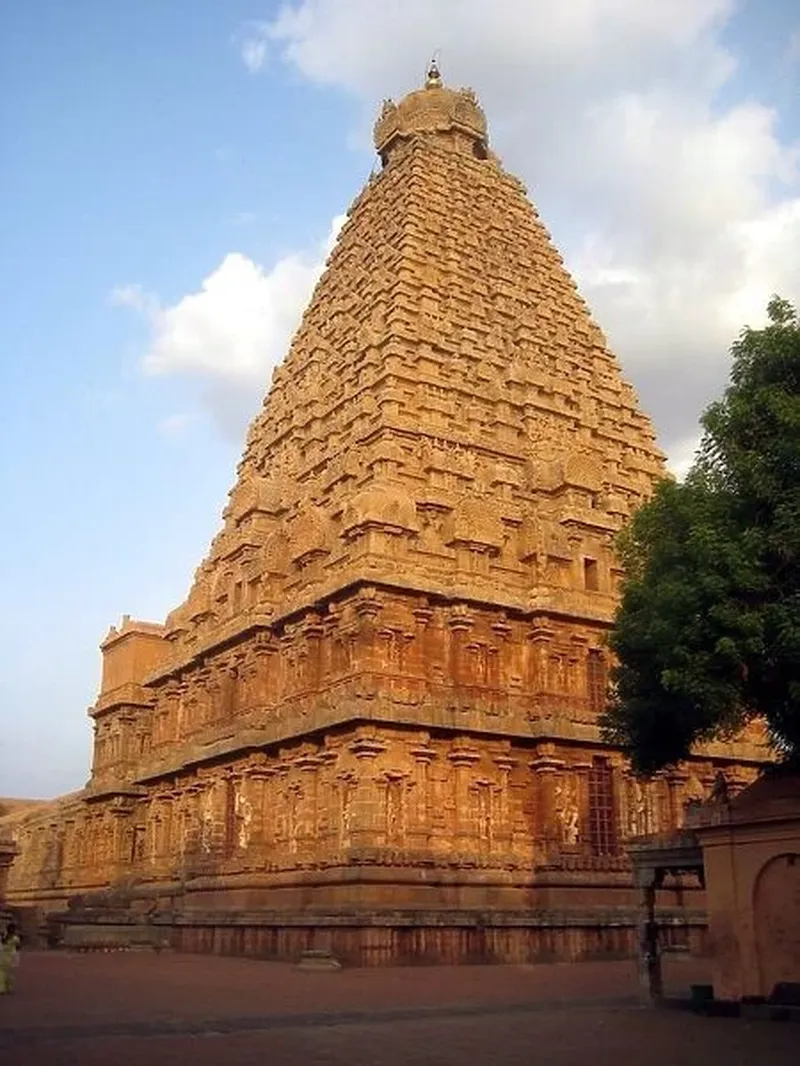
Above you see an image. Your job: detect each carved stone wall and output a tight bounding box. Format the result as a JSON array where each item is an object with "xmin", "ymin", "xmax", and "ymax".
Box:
[
  {"xmin": 4, "ymin": 716, "xmax": 761, "ymax": 914},
  {"xmin": 3, "ymin": 71, "xmax": 768, "ymax": 955}
]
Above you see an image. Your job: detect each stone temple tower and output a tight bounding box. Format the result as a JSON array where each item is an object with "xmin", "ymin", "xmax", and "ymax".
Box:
[{"xmin": 4, "ymin": 66, "xmax": 764, "ymax": 962}]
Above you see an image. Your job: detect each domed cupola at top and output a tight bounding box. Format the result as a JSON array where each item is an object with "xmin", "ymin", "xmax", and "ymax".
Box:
[{"xmin": 373, "ymin": 59, "xmax": 489, "ymax": 164}]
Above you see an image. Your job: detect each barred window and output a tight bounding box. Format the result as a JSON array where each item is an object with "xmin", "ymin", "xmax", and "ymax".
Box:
[
  {"xmin": 588, "ymin": 756, "xmax": 618, "ymax": 856},
  {"xmin": 587, "ymin": 650, "xmax": 607, "ymax": 715}
]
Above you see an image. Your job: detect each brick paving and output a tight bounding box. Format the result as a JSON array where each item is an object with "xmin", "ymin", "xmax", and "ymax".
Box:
[{"xmin": 0, "ymin": 952, "xmax": 796, "ymax": 1066}]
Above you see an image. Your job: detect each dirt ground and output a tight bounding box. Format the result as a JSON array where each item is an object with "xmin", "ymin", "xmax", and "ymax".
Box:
[{"xmin": 0, "ymin": 951, "xmax": 796, "ymax": 1066}]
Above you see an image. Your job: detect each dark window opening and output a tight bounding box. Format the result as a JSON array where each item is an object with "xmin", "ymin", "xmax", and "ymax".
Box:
[{"xmin": 584, "ymin": 558, "xmax": 599, "ymax": 591}]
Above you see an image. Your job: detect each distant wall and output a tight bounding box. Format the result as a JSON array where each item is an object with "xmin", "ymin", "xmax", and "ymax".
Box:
[{"xmin": 698, "ymin": 779, "xmax": 800, "ymax": 1000}]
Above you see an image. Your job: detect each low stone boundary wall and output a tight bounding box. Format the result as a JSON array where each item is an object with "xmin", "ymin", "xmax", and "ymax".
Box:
[
  {"xmin": 59, "ymin": 921, "xmax": 170, "ymax": 953},
  {"xmin": 50, "ymin": 908, "xmax": 707, "ymax": 967}
]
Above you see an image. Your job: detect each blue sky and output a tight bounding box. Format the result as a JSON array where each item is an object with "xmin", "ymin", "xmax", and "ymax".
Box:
[
  {"xmin": 1, "ymin": 1, "xmax": 365, "ymax": 796},
  {"xmin": 1, "ymin": 1, "xmax": 798, "ymax": 797}
]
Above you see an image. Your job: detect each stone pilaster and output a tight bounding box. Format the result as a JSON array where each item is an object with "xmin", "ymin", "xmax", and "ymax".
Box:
[
  {"xmin": 408, "ymin": 739, "xmax": 436, "ymax": 850},
  {"xmin": 448, "ymin": 742, "xmax": 481, "ymax": 856},
  {"xmin": 529, "ymin": 744, "xmax": 566, "ymax": 863},
  {"xmin": 493, "ymin": 751, "xmax": 515, "ymax": 853},
  {"xmin": 346, "ymin": 732, "xmax": 387, "ymax": 850}
]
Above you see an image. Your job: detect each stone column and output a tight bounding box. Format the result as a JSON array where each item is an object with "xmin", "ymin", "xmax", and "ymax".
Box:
[
  {"xmin": 634, "ymin": 868, "xmax": 664, "ymax": 1004},
  {"xmin": 493, "ymin": 752, "xmax": 515, "ymax": 855},
  {"xmin": 117, "ymin": 710, "xmax": 137, "ymax": 771},
  {"xmin": 253, "ymin": 635, "xmax": 279, "ymax": 714},
  {"xmin": 529, "ymin": 744, "xmax": 565, "ymax": 863},
  {"xmin": 526, "ymin": 621, "xmax": 555, "ymax": 700},
  {"xmin": 347, "ymin": 732, "xmax": 387, "ymax": 851},
  {"xmin": 335, "ymin": 770, "xmax": 357, "ymax": 854},
  {"xmin": 294, "ymin": 748, "xmax": 322, "ymax": 859},
  {"xmin": 314, "ymin": 749, "xmax": 339, "ymax": 854},
  {"xmin": 353, "ymin": 591, "xmax": 382, "ymax": 675},
  {"xmin": 408, "ymin": 738, "xmax": 436, "ymax": 852},
  {"xmin": 194, "ymin": 779, "xmax": 218, "ymax": 856},
  {"xmin": 180, "ymin": 785, "xmax": 200, "ymax": 864},
  {"xmin": 255, "ymin": 765, "xmax": 278, "ymax": 857},
  {"xmin": 490, "ymin": 617, "xmax": 511, "ymax": 689},
  {"xmin": 161, "ymin": 682, "xmax": 179, "ymax": 743},
  {"xmin": 302, "ymin": 616, "xmax": 325, "ymax": 692},
  {"xmin": 194, "ymin": 669, "xmax": 211, "ymax": 730},
  {"xmin": 108, "ymin": 801, "xmax": 132, "ymax": 874},
  {"xmin": 411, "ymin": 605, "xmax": 433, "ymax": 678},
  {"xmin": 447, "ymin": 607, "xmax": 474, "ymax": 688},
  {"xmin": 449, "ymin": 743, "xmax": 481, "ymax": 856},
  {"xmin": 171, "ymin": 681, "xmax": 187, "ymax": 740}
]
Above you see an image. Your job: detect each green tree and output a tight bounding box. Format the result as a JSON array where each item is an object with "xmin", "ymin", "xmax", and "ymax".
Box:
[{"xmin": 602, "ymin": 297, "xmax": 800, "ymax": 774}]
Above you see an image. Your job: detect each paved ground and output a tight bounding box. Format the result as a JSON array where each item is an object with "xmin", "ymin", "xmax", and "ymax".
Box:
[{"xmin": 0, "ymin": 952, "xmax": 796, "ymax": 1066}]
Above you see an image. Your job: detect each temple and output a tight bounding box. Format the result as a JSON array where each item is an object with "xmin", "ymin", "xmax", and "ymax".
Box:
[{"xmin": 1, "ymin": 67, "xmax": 766, "ymax": 964}]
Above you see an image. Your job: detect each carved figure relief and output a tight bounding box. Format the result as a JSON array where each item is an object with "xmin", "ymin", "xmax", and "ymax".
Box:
[
  {"xmin": 555, "ymin": 776, "xmax": 580, "ymax": 846},
  {"xmin": 383, "ymin": 774, "xmax": 407, "ymax": 844},
  {"xmin": 199, "ymin": 789, "xmax": 214, "ymax": 854},
  {"xmin": 234, "ymin": 785, "xmax": 253, "ymax": 850},
  {"xmin": 471, "ymin": 781, "xmax": 494, "ymax": 851},
  {"xmin": 627, "ymin": 779, "xmax": 654, "ymax": 837},
  {"xmin": 337, "ymin": 774, "xmax": 355, "ymax": 847}
]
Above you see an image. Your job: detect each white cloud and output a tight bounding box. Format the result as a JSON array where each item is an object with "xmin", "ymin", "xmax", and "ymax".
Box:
[
  {"xmin": 114, "ymin": 217, "xmax": 346, "ymax": 436},
  {"xmin": 252, "ymin": 0, "xmax": 800, "ymax": 466},
  {"xmin": 238, "ymin": 22, "xmax": 271, "ymax": 73},
  {"xmin": 159, "ymin": 413, "xmax": 196, "ymax": 439},
  {"xmin": 110, "ymin": 283, "xmax": 157, "ymax": 317},
  {"xmin": 666, "ymin": 434, "xmax": 702, "ymax": 482}
]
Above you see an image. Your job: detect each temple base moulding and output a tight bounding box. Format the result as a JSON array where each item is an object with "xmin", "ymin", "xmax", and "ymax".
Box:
[{"xmin": 46, "ymin": 906, "xmax": 708, "ymax": 967}]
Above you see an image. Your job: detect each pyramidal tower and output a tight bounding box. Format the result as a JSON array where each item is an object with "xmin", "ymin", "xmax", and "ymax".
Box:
[
  {"xmin": 169, "ymin": 61, "xmax": 663, "ymax": 662},
  {"xmin": 5, "ymin": 67, "xmax": 763, "ymax": 963}
]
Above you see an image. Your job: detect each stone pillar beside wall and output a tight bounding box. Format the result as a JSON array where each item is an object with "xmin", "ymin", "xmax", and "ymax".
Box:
[
  {"xmin": 529, "ymin": 744, "xmax": 566, "ymax": 864},
  {"xmin": 314, "ymin": 748, "xmax": 339, "ymax": 857},
  {"xmin": 407, "ymin": 738, "xmax": 436, "ymax": 854},
  {"xmin": 347, "ymin": 732, "xmax": 387, "ymax": 854},
  {"xmin": 449, "ymin": 743, "xmax": 481, "ymax": 859},
  {"xmin": 246, "ymin": 764, "xmax": 274, "ymax": 857},
  {"xmin": 107, "ymin": 799, "xmax": 135, "ymax": 878},
  {"xmin": 492, "ymin": 751, "xmax": 515, "ymax": 861},
  {"xmin": 293, "ymin": 747, "xmax": 322, "ymax": 862},
  {"xmin": 665, "ymin": 772, "xmax": 687, "ymax": 832}
]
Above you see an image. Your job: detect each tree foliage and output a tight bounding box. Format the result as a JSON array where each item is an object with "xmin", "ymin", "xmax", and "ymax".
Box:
[{"xmin": 602, "ymin": 297, "xmax": 800, "ymax": 774}]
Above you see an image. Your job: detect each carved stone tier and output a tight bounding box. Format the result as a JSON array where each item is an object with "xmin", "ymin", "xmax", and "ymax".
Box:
[{"xmin": 3, "ymin": 67, "xmax": 768, "ymax": 961}]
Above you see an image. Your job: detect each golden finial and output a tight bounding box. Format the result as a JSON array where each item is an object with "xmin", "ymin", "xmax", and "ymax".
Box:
[{"xmin": 425, "ymin": 53, "xmax": 442, "ymax": 88}]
